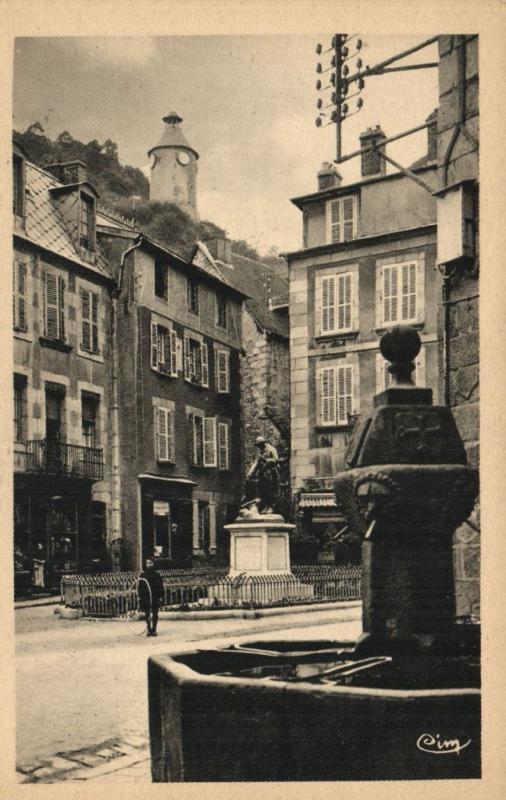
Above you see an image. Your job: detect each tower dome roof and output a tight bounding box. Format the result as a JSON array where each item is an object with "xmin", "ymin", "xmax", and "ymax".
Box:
[{"xmin": 148, "ymin": 111, "xmax": 199, "ymax": 160}]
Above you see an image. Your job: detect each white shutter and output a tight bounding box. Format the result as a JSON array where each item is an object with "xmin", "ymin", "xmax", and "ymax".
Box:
[
  {"xmin": 321, "ymin": 276, "xmax": 336, "ymax": 333},
  {"xmin": 91, "ymin": 292, "xmax": 99, "ymax": 353},
  {"xmin": 351, "ymin": 271, "xmax": 359, "ymax": 330},
  {"xmin": 383, "ymin": 265, "xmax": 399, "ymax": 324},
  {"xmin": 184, "ymin": 336, "xmax": 191, "ymax": 380},
  {"xmin": 13, "ymin": 261, "xmax": 27, "ymax": 331},
  {"xmin": 376, "ymin": 266, "xmax": 383, "ymax": 328},
  {"xmin": 320, "ymin": 367, "xmax": 336, "ymax": 425},
  {"xmin": 342, "ymin": 197, "xmax": 355, "ymax": 240},
  {"xmin": 218, "ymin": 422, "xmax": 229, "ymax": 470},
  {"xmin": 156, "ymin": 407, "xmax": 169, "ymax": 461},
  {"xmin": 170, "ymin": 330, "xmax": 178, "ymax": 376},
  {"xmin": 415, "ymin": 258, "xmax": 425, "ymax": 324},
  {"xmin": 216, "ymin": 350, "xmax": 229, "ymax": 393},
  {"xmin": 80, "ymin": 289, "xmax": 91, "ymax": 351},
  {"xmin": 400, "ymin": 262, "xmax": 417, "ymax": 322},
  {"xmin": 203, "ymin": 417, "xmax": 217, "ymax": 467},
  {"xmin": 45, "ymin": 272, "xmax": 60, "ymax": 339},
  {"xmin": 329, "ymin": 200, "xmax": 340, "ymax": 243},
  {"xmin": 337, "ymin": 273, "xmax": 352, "ymax": 331},
  {"xmin": 151, "ymin": 322, "xmax": 159, "ymax": 369},
  {"xmin": 337, "ymin": 365, "xmax": 354, "ymax": 424},
  {"xmin": 201, "ymin": 343, "xmax": 209, "ymax": 387}
]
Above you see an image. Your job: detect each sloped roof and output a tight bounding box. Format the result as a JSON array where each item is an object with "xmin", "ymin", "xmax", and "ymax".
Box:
[
  {"xmin": 210, "ymin": 249, "xmax": 289, "ymax": 338},
  {"xmin": 20, "ymin": 162, "xmax": 113, "ymax": 279},
  {"xmin": 148, "ymin": 124, "xmax": 199, "ymax": 159}
]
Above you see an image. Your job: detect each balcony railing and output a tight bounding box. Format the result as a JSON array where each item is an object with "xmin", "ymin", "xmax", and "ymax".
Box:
[{"xmin": 24, "ymin": 440, "xmax": 104, "ymax": 481}]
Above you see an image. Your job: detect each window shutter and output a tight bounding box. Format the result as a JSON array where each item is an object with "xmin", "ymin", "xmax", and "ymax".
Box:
[
  {"xmin": 58, "ymin": 277, "xmax": 65, "ymax": 340},
  {"xmin": 337, "ymin": 273, "xmax": 352, "ymax": 330},
  {"xmin": 184, "ymin": 336, "xmax": 191, "ymax": 380},
  {"xmin": 91, "ymin": 292, "xmax": 99, "ymax": 353},
  {"xmin": 158, "ymin": 329, "xmax": 167, "ymax": 372},
  {"xmin": 351, "ymin": 271, "xmax": 359, "ymax": 330},
  {"xmin": 218, "ymin": 422, "xmax": 229, "ymax": 470},
  {"xmin": 337, "ymin": 364, "xmax": 354, "ymax": 424},
  {"xmin": 188, "ymin": 413, "xmax": 195, "ymax": 465},
  {"xmin": 170, "ymin": 330, "xmax": 178, "ymax": 376},
  {"xmin": 80, "ymin": 289, "xmax": 91, "ymax": 351},
  {"xmin": 45, "ymin": 272, "xmax": 59, "ymax": 339},
  {"xmin": 216, "ymin": 350, "xmax": 229, "ymax": 393},
  {"xmin": 376, "ymin": 266, "xmax": 383, "ymax": 328},
  {"xmin": 400, "ymin": 262, "xmax": 417, "ymax": 321},
  {"xmin": 151, "ymin": 322, "xmax": 159, "ymax": 369},
  {"xmin": 342, "ymin": 197, "xmax": 355, "ymax": 240},
  {"xmin": 156, "ymin": 407, "xmax": 169, "ymax": 461},
  {"xmin": 415, "ymin": 259, "xmax": 425, "ymax": 324},
  {"xmin": 383, "ymin": 265, "xmax": 399, "ymax": 325},
  {"xmin": 329, "ymin": 200, "xmax": 340, "ymax": 243},
  {"xmin": 201, "ymin": 343, "xmax": 209, "ymax": 387},
  {"xmin": 321, "ymin": 276, "xmax": 336, "ymax": 333},
  {"xmin": 320, "ymin": 367, "xmax": 336, "ymax": 425},
  {"xmin": 203, "ymin": 417, "xmax": 217, "ymax": 467},
  {"xmin": 13, "ymin": 261, "xmax": 27, "ymax": 331}
]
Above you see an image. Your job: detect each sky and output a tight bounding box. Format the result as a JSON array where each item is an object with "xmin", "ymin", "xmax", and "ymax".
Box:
[{"xmin": 13, "ymin": 35, "xmax": 439, "ymax": 254}]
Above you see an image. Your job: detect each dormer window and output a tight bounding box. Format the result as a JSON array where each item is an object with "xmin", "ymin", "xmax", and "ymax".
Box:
[
  {"xmin": 80, "ymin": 193, "xmax": 95, "ymax": 251},
  {"xmin": 326, "ymin": 195, "xmax": 358, "ymax": 244},
  {"xmin": 13, "ymin": 154, "xmax": 25, "ymax": 217}
]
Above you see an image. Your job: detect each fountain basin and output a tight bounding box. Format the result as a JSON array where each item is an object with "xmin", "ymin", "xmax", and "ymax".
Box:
[{"xmin": 148, "ymin": 639, "xmax": 480, "ymax": 782}]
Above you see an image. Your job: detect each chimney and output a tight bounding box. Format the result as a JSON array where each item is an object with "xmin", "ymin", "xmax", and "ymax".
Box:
[
  {"xmin": 45, "ymin": 160, "xmax": 88, "ymax": 185},
  {"xmin": 359, "ymin": 125, "xmax": 387, "ymax": 177},
  {"xmin": 426, "ymin": 109, "xmax": 438, "ymax": 162},
  {"xmin": 205, "ymin": 235, "xmax": 232, "ymax": 264},
  {"xmin": 317, "ymin": 162, "xmax": 342, "ymax": 191}
]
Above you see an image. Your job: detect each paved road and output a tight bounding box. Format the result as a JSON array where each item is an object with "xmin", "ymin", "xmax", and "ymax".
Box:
[{"xmin": 16, "ymin": 603, "xmax": 362, "ymax": 765}]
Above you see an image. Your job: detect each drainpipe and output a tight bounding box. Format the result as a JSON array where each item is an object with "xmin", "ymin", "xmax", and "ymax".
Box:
[{"xmin": 110, "ymin": 236, "xmax": 143, "ymax": 563}]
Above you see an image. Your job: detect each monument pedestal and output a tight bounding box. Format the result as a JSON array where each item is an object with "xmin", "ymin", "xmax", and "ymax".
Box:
[{"xmin": 209, "ymin": 515, "xmax": 313, "ymax": 605}]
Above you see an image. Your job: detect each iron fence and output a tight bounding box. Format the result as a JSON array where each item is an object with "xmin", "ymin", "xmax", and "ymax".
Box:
[
  {"xmin": 60, "ymin": 565, "xmax": 361, "ymax": 618},
  {"xmin": 25, "ymin": 440, "xmax": 104, "ymax": 480}
]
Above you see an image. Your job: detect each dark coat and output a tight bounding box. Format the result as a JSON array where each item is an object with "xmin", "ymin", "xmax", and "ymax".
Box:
[{"xmin": 138, "ymin": 568, "xmax": 164, "ymax": 611}]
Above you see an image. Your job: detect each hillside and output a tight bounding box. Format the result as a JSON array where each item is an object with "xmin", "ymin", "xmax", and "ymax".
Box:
[{"xmin": 14, "ymin": 124, "xmax": 287, "ymax": 273}]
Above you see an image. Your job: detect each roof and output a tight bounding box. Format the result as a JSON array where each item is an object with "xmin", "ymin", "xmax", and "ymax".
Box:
[
  {"xmin": 19, "ymin": 162, "xmax": 113, "ymax": 280},
  {"xmin": 206, "ymin": 248, "xmax": 289, "ymax": 338},
  {"xmin": 148, "ymin": 118, "xmax": 199, "ymax": 160}
]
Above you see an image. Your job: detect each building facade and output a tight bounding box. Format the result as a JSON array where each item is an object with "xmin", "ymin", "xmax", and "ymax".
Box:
[
  {"xmin": 13, "ymin": 146, "xmax": 113, "ymax": 589},
  {"xmin": 98, "ymin": 225, "xmax": 246, "ymax": 569},
  {"xmin": 285, "ymin": 126, "xmax": 439, "ymax": 546},
  {"xmin": 435, "ymin": 34, "xmax": 479, "ymax": 617}
]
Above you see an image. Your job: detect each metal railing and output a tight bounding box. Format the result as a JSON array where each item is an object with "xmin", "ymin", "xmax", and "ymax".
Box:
[
  {"xmin": 25, "ymin": 440, "xmax": 104, "ymax": 480},
  {"xmin": 60, "ymin": 565, "xmax": 362, "ymax": 618}
]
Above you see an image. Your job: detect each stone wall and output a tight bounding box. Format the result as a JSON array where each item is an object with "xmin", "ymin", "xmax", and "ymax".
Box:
[{"xmin": 437, "ymin": 34, "xmax": 480, "ymax": 618}]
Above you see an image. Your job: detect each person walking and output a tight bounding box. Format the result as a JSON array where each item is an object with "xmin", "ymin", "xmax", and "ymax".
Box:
[{"xmin": 137, "ymin": 557, "xmax": 164, "ymax": 636}]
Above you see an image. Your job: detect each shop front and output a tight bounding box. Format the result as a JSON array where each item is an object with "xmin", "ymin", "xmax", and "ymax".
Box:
[{"xmin": 139, "ymin": 476, "xmax": 195, "ymax": 569}]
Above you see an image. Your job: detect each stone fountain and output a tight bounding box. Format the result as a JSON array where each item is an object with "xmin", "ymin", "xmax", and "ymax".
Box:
[{"xmin": 148, "ymin": 326, "xmax": 480, "ymax": 781}]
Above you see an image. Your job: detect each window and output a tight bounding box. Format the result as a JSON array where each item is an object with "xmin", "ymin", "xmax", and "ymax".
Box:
[
  {"xmin": 377, "ymin": 260, "xmax": 424, "ymax": 327},
  {"xmin": 187, "ymin": 277, "xmax": 199, "ymax": 315},
  {"xmin": 184, "ymin": 336, "xmax": 209, "ymax": 386},
  {"xmin": 320, "ymin": 364, "xmax": 355, "ymax": 426},
  {"xmin": 215, "ymin": 349, "xmax": 230, "ymax": 393},
  {"xmin": 80, "ymin": 194, "xmax": 95, "ymax": 251},
  {"xmin": 197, "ymin": 501, "xmax": 210, "ymax": 551},
  {"xmin": 151, "ymin": 322, "xmax": 178, "ymax": 377},
  {"xmin": 14, "ymin": 375, "xmax": 26, "ymax": 443},
  {"xmin": 155, "ymin": 406, "xmax": 175, "ymax": 462},
  {"xmin": 188, "ymin": 413, "xmax": 216, "ymax": 467},
  {"xmin": 13, "ymin": 260, "xmax": 27, "ymax": 332},
  {"xmin": 216, "ymin": 293, "xmax": 227, "ymax": 329},
  {"xmin": 376, "ymin": 348, "xmax": 426, "ymax": 392},
  {"xmin": 13, "ymin": 155, "xmax": 24, "ymax": 217},
  {"xmin": 320, "ymin": 272, "xmax": 357, "ymax": 335},
  {"xmin": 43, "ymin": 272, "xmax": 65, "ymax": 341},
  {"xmin": 217, "ymin": 422, "xmax": 230, "ymax": 470},
  {"xmin": 154, "ymin": 257, "xmax": 168, "ymax": 300},
  {"xmin": 82, "ymin": 392, "xmax": 100, "ymax": 448},
  {"xmin": 80, "ymin": 289, "xmax": 100, "ymax": 354},
  {"xmin": 326, "ymin": 195, "xmax": 357, "ymax": 244}
]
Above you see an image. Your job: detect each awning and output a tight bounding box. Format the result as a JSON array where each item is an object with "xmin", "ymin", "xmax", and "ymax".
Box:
[{"xmin": 299, "ymin": 492, "xmax": 336, "ymax": 508}]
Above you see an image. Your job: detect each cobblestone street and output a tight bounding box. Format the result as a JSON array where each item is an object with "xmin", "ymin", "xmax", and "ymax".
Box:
[{"xmin": 15, "ymin": 601, "xmax": 361, "ymax": 783}]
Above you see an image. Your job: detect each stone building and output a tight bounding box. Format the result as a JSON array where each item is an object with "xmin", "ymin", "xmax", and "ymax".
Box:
[
  {"xmin": 148, "ymin": 111, "xmax": 199, "ymax": 218},
  {"xmin": 98, "ymin": 223, "xmax": 246, "ymax": 569},
  {"xmin": 12, "ymin": 145, "xmax": 114, "ymax": 589},
  {"xmin": 435, "ymin": 34, "xmax": 479, "ymax": 617},
  {"xmin": 285, "ymin": 124, "xmax": 439, "ymax": 548},
  {"xmin": 191, "ymin": 236, "xmax": 290, "ymax": 507}
]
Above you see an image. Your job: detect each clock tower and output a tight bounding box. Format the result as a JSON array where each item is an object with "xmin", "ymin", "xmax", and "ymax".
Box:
[{"xmin": 148, "ymin": 111, "xmax": 199, "ymax": 219}]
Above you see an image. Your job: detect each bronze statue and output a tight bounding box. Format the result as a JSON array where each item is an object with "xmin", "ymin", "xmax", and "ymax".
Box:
[{"xmin": 240, "ymin": 435, "xmax": 280, "ymax": 516}]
